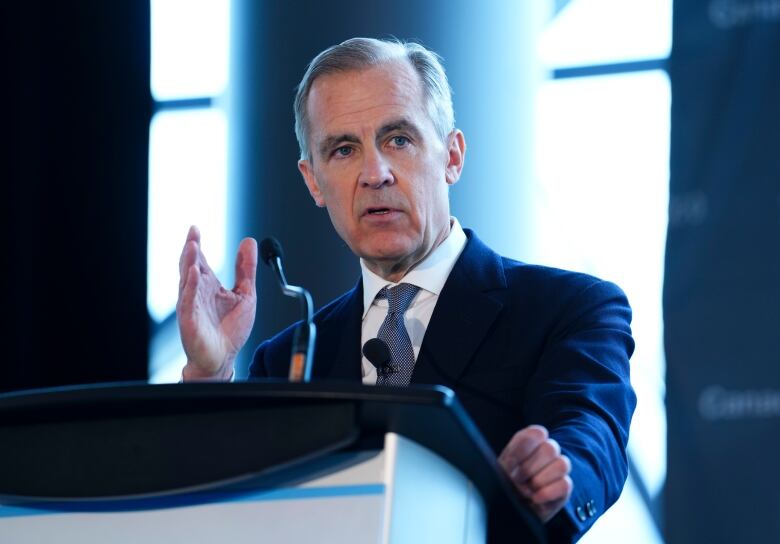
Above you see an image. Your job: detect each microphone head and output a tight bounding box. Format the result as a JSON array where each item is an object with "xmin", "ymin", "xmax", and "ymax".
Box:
[
  {"xmin": 259, "ymin": 237, "xmax": 284, "ymax": 267},
  {"xmin": 362, "ymin": 338, "xmax": 392, "ymax": 370}
]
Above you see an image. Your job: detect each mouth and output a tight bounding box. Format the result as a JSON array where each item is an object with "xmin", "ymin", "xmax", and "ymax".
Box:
[{"xmin": 364, "ymin": 207, "xmax": 395, "ymax": 216}]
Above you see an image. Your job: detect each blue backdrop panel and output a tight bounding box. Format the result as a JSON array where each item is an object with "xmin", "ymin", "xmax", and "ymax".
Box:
[{"xmin": 665, "ymin": 1, "xmax": 780, "ymax": 542}]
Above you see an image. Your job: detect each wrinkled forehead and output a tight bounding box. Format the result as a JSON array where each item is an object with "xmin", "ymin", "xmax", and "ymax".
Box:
[{"xmin": 305, "ymin": 60, "xmax": 428, "ymax": 135}]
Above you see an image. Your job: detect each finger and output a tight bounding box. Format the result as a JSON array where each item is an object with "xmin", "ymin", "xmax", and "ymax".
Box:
[
  {"xmin": 185, "ymin": 228, "xmax": 215, "ymax": 278},
  {"xmin": 187, "ymin": 225, "xmax": 201, "ymax": 244},
  {"xmin": 179, "ymin": 226, "xmax": 201, "ymax": 293},
  {"xmin": 515, "ymin": 438, "xmax": 562, "ymax": 483},
  {"xmin": 526, "ymin": 454, "xmax": 571, "ymax": 492},
  {"xmin": 531, "ymin": 475, "xmax": 573, "ymax": 508},
  {"xmin": 234, "ymin": 237, "xmax": 258, "ymax": 295},
  {"xmin": 177, "ymin": 264, "xmax": 200, "ymax": 318},
  {"xmin": 179, "ymin": 240, "xmax": 199, "ymax": 294},
  {"xmin": 498, "ymin": 425, "xmax": 548, "ymax": 470},
  {"xmin": 508, "ymin": 444, "xmax": 565, "ymax": 493}
]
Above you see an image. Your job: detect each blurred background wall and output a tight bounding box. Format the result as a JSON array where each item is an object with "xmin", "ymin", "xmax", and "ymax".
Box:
[
  {"xmin": 5, "ymin": 1, "xmax": 780, "ymax": 542},
  {"xmin": 665, "ymin": 1, "xmax": 780, "ymax": 541}
]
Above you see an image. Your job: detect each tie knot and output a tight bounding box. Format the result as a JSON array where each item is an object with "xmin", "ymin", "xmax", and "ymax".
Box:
[{"xmin": 377, "ymin": 283, "xmax": 420, "ymax": 314}]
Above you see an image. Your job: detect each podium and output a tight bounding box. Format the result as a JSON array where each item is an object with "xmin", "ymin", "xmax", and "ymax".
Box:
[{"xmin": 0, "ymin": 381, "xmax": 545, "ymax": 543}]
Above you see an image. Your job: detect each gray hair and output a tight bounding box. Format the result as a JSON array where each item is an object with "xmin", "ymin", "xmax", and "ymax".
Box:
[{"xmin": 294, "ymin": 37, "xmax": 455, "ymax": 161}]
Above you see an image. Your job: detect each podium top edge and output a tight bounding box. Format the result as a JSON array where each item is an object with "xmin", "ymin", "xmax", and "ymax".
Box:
[{"xmin": 0, "ymin": 380, "xmax": 457, "ymax": 410}]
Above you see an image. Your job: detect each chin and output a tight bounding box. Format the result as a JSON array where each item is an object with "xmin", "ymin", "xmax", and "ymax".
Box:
[{"xmin": 356, "ymin": 236, "xmax": 418, "ymax": 263}]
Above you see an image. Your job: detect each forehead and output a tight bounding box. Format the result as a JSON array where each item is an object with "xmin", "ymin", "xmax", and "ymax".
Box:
[{"xmin": 306, "ymin": 60, "xmax": 429, "ymax": 137}]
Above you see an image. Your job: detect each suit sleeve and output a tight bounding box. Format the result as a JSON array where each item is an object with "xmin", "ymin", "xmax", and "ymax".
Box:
[
  {"xmin": 247, "ymin": 328, "xmax": 296, "ymax": 379},
  {"xmin": 523, "ymin": 279, "xmax": 636, "ymax": 542},
  {"xmin": 248, "ymin": 341, "xmax": 270, "ymax": 378}
]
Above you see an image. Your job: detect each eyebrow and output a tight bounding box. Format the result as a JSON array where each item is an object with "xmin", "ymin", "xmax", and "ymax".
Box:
[
  {"xmin": 316, "ymin": 118, "xmax": 424, "ymax": 159},
  {"xmin": 376, "ymin": 118, "xmax": 423, "ymax": 142},
  {"xmin": 318, "ymin": 133, "xmax": 360, "ymax": 159}
]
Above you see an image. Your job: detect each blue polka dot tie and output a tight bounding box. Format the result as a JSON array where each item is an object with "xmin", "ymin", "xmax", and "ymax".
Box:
[{"xmin": 375, "ymin": 283, "xmax": 420, "ymax": 386}]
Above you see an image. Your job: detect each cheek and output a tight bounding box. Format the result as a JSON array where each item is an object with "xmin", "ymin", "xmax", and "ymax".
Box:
[
  {"xmin": 321, "ymin": 180, "xmax": 356, "ymax": 221},
  {"xmin": 417, "ymin": 165, "xmax": 448, "ymax": 205}
]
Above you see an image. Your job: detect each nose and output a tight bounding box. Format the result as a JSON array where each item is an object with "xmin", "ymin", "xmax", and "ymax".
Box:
[{"xmin": 358, "ymin": 147, "xmax": 394, "ymax": 189}]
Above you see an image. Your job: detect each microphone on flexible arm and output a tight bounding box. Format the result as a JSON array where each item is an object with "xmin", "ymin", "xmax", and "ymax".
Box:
[
  {"xmin": 259, "ymin": 237, "xmax": 316, "ymax": 382},
  {"xmin": 362, "ymin": 338, "xmax": 398, "ymax": 377}
]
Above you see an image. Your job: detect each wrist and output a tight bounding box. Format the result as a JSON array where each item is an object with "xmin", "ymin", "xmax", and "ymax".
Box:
[{"xmin": 181, "ymin": 360, "xmax": 234, "ymax": 382}]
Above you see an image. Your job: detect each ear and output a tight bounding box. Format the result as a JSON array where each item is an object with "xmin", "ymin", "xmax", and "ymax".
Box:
[
  {"xmin": 298, "ymin": 159, "xmax": 326, "ymax": 207},
  {"xmin": 444, "ymin": 129, "xmax": 466, "ymax": 186}
]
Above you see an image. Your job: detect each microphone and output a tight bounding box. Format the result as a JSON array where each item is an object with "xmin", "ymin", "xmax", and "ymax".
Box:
[
  {"xmin": 362, "ymin": 338, "xmax": 398, "ymax": 377},
  {"xmin": 259, "ymin": 237, "xmax": 316, "ymax": 382}
]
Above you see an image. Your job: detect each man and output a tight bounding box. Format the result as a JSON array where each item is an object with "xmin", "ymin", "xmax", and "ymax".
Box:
[{"xmin": 177, "ymin": 37, "xmax": 635, "ymax": 542}]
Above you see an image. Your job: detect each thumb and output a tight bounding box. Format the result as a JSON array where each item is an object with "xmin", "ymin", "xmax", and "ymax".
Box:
[{"xmin": 234, "ymin": 237, "xmax": 258, "ymax": 295}]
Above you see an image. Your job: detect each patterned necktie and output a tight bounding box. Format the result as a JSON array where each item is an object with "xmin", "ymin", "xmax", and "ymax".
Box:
[{"xmin": 375, "ymin": 283, "xmax": 420, "ymax": 386}]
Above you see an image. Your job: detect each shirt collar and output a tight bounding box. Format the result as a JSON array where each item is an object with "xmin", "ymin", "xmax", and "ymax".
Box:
[{"xmin": 360, "ymin": 218, "xmax": 467, "ymax": 318}]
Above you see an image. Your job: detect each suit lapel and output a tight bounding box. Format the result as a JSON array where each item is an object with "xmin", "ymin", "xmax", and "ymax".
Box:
[
  {"xmin": 312, "ymin": 231, "xmax": 505, "ymax": 385},
  {"xmin": 315, "ymin": 279, "xmax": 364, "ymax": 382},
  {"xmin": 411, "ymin": 231, "xmax": 506, "ymax": 385}
]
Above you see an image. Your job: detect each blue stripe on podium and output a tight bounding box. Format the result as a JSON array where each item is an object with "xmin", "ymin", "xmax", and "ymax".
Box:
[{"xmin": 0, "ymin": 484, "xmax": 385, "ymax": 519}]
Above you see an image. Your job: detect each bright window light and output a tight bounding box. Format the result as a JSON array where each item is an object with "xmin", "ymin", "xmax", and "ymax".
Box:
[
  {"xmin": 151, "ymin": 0, "xmax": 230, "ymax": 100},
  {"xmin": 539, "ymin": 0, "xmax": 672, "ymax": 68},
  {"xmin": 580, "ymin": 473, "xmax": 664, "ymax": 543},
  {"xmin": 533, "ymin": 70, "xmax": 670, "ymax": 499},
  {"xmin": 147, "ymin": 108, "xmax": 228, "ymax": 323}
]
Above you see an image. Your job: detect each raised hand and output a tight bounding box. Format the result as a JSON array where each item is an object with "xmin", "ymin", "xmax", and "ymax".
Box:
[
  {"xmin": 498, "ymin": 425, "xmax": 573, "ymax": 523},
  {"xmin": 176, "ymin": 226, "xmax": 258, "ymax": 380}
]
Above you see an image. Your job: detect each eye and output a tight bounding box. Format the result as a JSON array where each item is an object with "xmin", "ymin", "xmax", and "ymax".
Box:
[
  {"xmin": 333, "ymin": 146, "xmax": 353, "ymax": 158},
  {"xmin": 390, "ymin": 135, "xmax": 410, "ymax": 148}
]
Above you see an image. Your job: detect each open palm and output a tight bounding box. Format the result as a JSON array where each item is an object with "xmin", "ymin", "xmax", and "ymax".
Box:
[{"xmin": 176, "ymin": 226, "xmax": 258, "ymax": 380}]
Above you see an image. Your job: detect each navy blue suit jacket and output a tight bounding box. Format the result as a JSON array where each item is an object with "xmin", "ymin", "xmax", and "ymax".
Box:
[{"xmin": 250, "ymin": 230, "xmax": 636, "ymax": 542}]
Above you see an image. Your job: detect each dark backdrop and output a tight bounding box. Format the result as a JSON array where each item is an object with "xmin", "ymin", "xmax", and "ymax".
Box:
[
  {"xmin": 665, "ymin": 1, "xmax": 780, "ymax": 541},
  {"xmin": 4, "ymin": 2, "xmax": 151, "ymax": 392}
]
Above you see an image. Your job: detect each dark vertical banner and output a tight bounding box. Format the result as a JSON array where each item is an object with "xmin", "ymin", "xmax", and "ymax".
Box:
[
  {"xmin": 3, "ymin": 2, "xmax": 151, "ymax": 392},
  {"xmin": 665, "ymin": 1, "xmax": 780, "ymax": 542}
]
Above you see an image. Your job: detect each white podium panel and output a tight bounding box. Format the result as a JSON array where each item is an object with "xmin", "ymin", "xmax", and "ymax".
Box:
[
  {"xmin": 384, "ymin": 433, "xmax": 486, "ymax": 544},
  {"xmin": 0, "ymin": 433, "xmax": 486, "ymax": 544}
]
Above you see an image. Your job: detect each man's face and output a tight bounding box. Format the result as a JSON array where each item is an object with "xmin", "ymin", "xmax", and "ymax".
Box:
[{"xmin": 298, "ymin": 60, "xmax": 465, "ymax": 279}]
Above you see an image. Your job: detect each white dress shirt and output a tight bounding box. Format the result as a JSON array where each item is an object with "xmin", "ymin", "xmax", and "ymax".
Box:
[{"xmin": 360, "ymin": 218, "xmax": 467, "ymax": 384}]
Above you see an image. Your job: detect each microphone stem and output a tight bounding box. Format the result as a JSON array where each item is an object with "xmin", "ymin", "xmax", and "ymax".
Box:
[
  {"xmin": 267, "ymin": 251, "xmax": 316, "ymax": 382},
  {"xmin": 273, "ymin": 257, "xmax": 313, "ymax": 321},
  {"xmin": 283, "ymin": 286, "xmax": 313, "ymax": 322}
]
